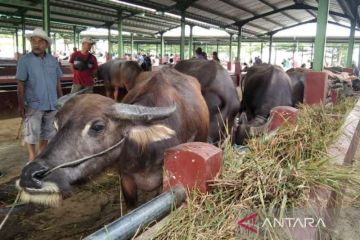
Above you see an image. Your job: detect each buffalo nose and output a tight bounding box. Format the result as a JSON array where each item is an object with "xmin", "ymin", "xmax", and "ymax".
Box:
[{"xmin": 20, "ymin": 162, "xmax": 49, "ymax": 189}]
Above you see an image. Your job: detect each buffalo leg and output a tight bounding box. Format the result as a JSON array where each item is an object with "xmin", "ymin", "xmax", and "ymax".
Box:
[{"xmin": 121, "ymin": 174, "xmax": 138, "ymax": 207}]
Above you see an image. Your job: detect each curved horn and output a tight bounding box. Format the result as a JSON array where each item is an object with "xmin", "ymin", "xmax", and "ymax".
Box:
[
  {"xmin": 56, "ymin": 88, "xmax": 89, "ymax": 109},
  {"xmin": 112, "ymin": 103, "xmax": 176, "ymax": 122}
]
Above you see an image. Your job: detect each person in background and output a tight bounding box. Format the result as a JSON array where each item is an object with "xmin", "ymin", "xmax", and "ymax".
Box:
[
  {"xmin": 69, "ymin": 37, "xmax": 98, "ymax": 93},
  {"xmin": 212, "ymin": 51, "xmax": 220, "ymax": 62},
  {"xmin": 168, "ymin": 54, "xmax": 174, "ymax": 64},
  {"xmin": 195, "ymin": 47, "xmax": 206, "ymax": 60},
  {"xmin": 202, "ymin": 51, "xmax": 208, "ymax": 60},
  {"xmin": 242, "ymin": 62, "xmax": 249, "ymax": 72},
  {"xmin": 254, "ymin": 56, "xmax": 262, "ymax": 65},
  {"xmin": 16, "ymin": 28, "xmax": 63, "ymax": 161},
  {"xmin": 352, "ymin": 63, "xmax": 360, "ymax": 78}
]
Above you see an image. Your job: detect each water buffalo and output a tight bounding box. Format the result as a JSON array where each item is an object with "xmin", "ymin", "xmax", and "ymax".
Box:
[
  {"xmin": 17, "ymin": 65, "xmax": 209, "ymax": 207},
  {"xmin": 286, "ymin": 68, "xmax": 306, "ymax": 106},
  {"xmin": 97, "ymin": 60, "xmax": 124, "ymax": 99},
  {"xmin": 174, "ymin": 59, "xmax": 241, "ymax": 143},
  {"xmin": 234, "ymin": 64, "xmax": 296, "ymax": 144}
]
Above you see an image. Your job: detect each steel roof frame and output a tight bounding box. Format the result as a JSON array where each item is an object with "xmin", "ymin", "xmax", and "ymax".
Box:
[{"xmin": 0, "ymin": 0, "xmax": 359, "ymax": 40}]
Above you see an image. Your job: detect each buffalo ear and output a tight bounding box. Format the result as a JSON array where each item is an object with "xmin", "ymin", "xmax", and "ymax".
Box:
[{"xmin": 128, "ymin": 124, "xmax": 175, "ymax": 147}]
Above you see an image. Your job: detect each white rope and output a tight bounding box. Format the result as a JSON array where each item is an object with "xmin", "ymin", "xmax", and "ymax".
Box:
[
  {"xmin": 0, "ymin": 191, "xmax": 21, "ymax": 232},
  {"xmin": 43, "ymin": 138, "xmax": 125, "ymax": 177}
]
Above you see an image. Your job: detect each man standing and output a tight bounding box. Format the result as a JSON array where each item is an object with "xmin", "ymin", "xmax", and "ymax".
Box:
[
  {"xmin": 16, "ymin": 28, "xmax": 63, "ymax": 161},
  {"xmin": 69, "ymin": 37, "xmax": 98, "ymax": 93},
  {"xmin": 352, "ymin": 63, "xmax": 360, "ymax": 78}
]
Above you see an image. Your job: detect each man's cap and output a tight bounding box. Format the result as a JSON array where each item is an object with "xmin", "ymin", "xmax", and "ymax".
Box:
[
  {"xmin": 81, "ymin": 37, "xmax": 95, "ymax": 45},
  {"xmin": 25, "ymin": 28, "xmax": 52, "ymax": 45}
]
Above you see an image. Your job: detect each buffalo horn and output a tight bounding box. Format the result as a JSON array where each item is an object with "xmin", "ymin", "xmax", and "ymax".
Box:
[
  {"xmin": 56, "ymin": 88, "xmax": 90, "ymax": 109},
  {"xmin": 112, "ymin": 103, "xmax": 176, "ymax": 122}
]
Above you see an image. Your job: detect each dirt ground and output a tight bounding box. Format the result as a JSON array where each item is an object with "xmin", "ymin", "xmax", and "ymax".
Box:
[{"xmin": 0, "ymin": 117, "xmax": 129, "ymax": 240}]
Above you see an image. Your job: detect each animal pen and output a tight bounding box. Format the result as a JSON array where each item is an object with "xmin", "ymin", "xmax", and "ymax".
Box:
[{"xmin": 1, "ymin": 0, "xmax": 360, "ymax": 240}]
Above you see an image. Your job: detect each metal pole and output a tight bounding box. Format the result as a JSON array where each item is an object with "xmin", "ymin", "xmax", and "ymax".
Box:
[
  {"xmin": 188, "ymin": 25, "xmax": 193, "ymax": 59},
  {"xmin": 260, "ymin": 41, "xmax": 263, "ymax": 60},
  {"xmin": 53, "ymin": 32, "xmax": 56, "ymax": 54},
  {"xmin": 15, "ymin": 28, "xmax": 19, "ymax": 56},
  {"xmin": 331, "ymin": 46, "xmax": 335, "ymax": 66},
  {"xmin": 21, "ymin": 14, "xmax": 26, "ymax": 54},
  {"xmin": 229, "ymin": 33, "xmax": 233, "ymax": 62},
  {"xmin": 130, "ymin": 33, "xmax": 134, "ymax": 58},
  {"xmin": 84, "ymin": 186, "xmax": 186, "ymax": 240},
  {"xmin": 77, "ymin": 30, "xmax": 81, "ymax": 49},
  {"xmin": 311, "ymin": 41, "xmax": 314, "ymax": 62},
  {"xmin": 216, "ymin": 40, "xmax": 219, "ymax": 54},
  {"xmin": 358, "ymin": 43, "xmax": 360, "ymax": 67},
  {"xmin": 12, "ymin": 31, "xmax": 15, "ymax": 56},
  {"xmin": 160, "ymin": 32, "xmax": 164, "ymax": 60},
  {"xmin": 346, "ymin": 19, "xmax": 356, "ymax": 67},
  {"xmin": 108, "ymin": 24, "xmax": 112, "ymax": 56},
  {"xmin": 180, "ymin": 12, "xmax": 185, "ymax": 60},
  {"xmin": 313, "ymin": 0, "xmax": 329, "ymax": 71},
  {"xmin": 237, "ymin": 25, "xmax": 242, "ymax": 62},
  {"xmin": 43, "ymin": 0, "xmax": 51, "ymax": 53},
  {"xmin": 269, "ymin": 34, "xmax": 273, "ymax": 64},
  {"xmin": 117, "ymin": 11, "xmax": 124, "ymax": 59},
  {"xmin": 73, "ymin": 26, "xmax": 77, "ymax": 49}
]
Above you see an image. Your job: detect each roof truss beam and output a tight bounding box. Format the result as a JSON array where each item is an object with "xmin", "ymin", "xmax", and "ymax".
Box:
[
  {"xmin": 258, "ymin": 0, "xmax": 301, "ymax": 23},
  {"xmin": 165, "ymin": 0, "xmax": 200, "ymax": 11},
  {"xmin": 265, "ymin": 18, "xmax": 317, "ymax": 36},
  {"xmin": 336, "ymin": 0, "xmax": 355, "ymax": 20},
  {"xmin": 328, "ymin": 20, "xmax": 360, "ymax": 31},
  {"xmin": 220, "ymin": 0, "xmax": 285, "ymax": 28},
  {"xmin": 232, "ymin": 3, "xmax": 351, "ymax": 26}
]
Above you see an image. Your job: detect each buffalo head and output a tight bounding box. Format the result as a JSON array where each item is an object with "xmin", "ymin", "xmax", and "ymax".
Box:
[{"xmin": 17, "ymin": 94, "xmax": 176, "ymax": 206}]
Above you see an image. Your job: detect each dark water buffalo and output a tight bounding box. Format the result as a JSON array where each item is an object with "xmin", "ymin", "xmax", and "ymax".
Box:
[
  {"xmin": 235, "ymin": 64, "xmax": 297, "ymax": 144},
  {"xmin": 286, "ymin": 68, "xmax": 306, "ymax": 106},
  {"xmin": 97, "ymin": 60, "xmax": 123, "ymax": 99},
  {"xmin": 174, "ymin": 59, "xmax": 241, "ymax": 143},
  {"xmin": 97, "ymin": 60, "xmax": 115, "ymax": 97},
  {"xmin": 17, "ymin": 65, "xmax": 209, "ymax": 207}
]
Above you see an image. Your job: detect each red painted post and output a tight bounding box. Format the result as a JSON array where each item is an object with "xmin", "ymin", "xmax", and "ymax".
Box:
[
  {"xmin": 234, "ymin": 62, "xmax": 241, "ymax": 74},
  {"xmin": 304, "ymin": 72, "xmax": 328, "ymax": 105},
  {"xmin": 269, "ymin": 106, "xmax": 298, "ymax": 132},
  {"xmin": 227, "ymin": 61, "xmax": 232, "ymax": 71},
  {"xmin": 163, "ymin": 142, "xmax": 223, "ymax": 193}
]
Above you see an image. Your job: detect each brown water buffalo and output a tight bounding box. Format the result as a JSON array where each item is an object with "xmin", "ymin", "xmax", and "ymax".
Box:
[
  {"xmin": 97, "ymin": 60, "xmax": 119, "ymax": 98},
  {"xmin": 234, "ymin": 64, "xmax": 295, "ymax": 144},
  {"xmin": 17, "ymin": 66, "xmax": 209, "ymax": 207},
  {"xmin": 174, "ymin": 59, "xmax": 241, "ymax": 143}
]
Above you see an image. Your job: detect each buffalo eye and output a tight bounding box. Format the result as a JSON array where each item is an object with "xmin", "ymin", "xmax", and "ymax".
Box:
[{"xmin": 90, "ymin": 122, "xmax": 105, "ymax": 133}]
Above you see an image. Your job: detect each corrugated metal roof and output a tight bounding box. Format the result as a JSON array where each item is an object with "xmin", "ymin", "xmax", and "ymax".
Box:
[{"xmin": 0, "ymin": 0, "xmax": 358, "ymax": 40}]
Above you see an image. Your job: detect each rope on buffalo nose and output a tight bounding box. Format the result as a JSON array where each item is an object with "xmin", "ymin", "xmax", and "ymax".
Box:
[
  {"xmin": 41, "ymin": 138, "xmax": 126, "ymax": 177},
  {"xmin": 0, "ymin": 190, "xmax": 21, "ymax": 232}
]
